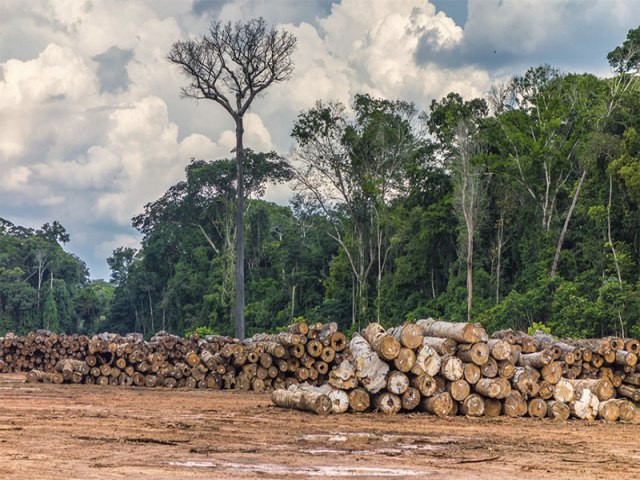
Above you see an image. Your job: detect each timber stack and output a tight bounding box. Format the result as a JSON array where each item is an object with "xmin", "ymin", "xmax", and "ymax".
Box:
[
  {"xmin": 1, "ymin": 322, "xmax": 348, "ymax": 392},
  {"xmin": 272, "ymin": 318, "xmax": 638, "ymax": 422}
]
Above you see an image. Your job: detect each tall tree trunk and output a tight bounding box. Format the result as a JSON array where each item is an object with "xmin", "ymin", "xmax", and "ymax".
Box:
[
  {"xmin": 235, "ymin": 116, "xmax": 245, "ymax": 340},
  {"xmin": 147, "ymin": 288, "xmax": 155, "ymax": 334},
  {"xmin": 467, "ymin": 230, "xmax": 473, "ymax": 322},
  {"xmin": 495, "ymin": 212, "xmax": 504, "ymax": 304},
  {"xmin": 290, "ymin": 283, "xmax": 297, "ymax": 320},
  {"xmin": 607, "ymin": 175, "xmax": 623, "ymax": 285},
  {"xmin": 551, "ymin": 170, "xmax": 586, "ymax": 277}
]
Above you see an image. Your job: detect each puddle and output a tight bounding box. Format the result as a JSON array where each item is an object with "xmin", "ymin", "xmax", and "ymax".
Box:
[
  {"xmin": 169, "ymin": 461, "xmax": 216, "ymax": 468},
  {"xmin": 170, "ymin": 460, "xmax": 429, "ymax": 477}
]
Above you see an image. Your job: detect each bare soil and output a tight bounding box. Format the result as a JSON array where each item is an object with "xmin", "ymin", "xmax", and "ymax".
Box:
[{"xmin": 0, "ymin": 373, "xmax": 638, "ymax": 479}]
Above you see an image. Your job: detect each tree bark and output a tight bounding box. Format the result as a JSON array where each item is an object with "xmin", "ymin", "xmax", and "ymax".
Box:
[{"xmin": 235, "ymin": 116, "xmax": 245, "ymax": 340}]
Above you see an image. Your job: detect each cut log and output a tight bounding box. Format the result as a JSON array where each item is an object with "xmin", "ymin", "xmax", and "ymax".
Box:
[
  {"xmin": 615, "ymin": 399, "xmax": 636, "ymax": 421},
  {"xmin": 440, "ymin": 355, "xmax": 464, "ymax": 381},
  {"xmin": 328, "ymin": 360, "xmax": 358, "ymax": 390},
  {"xmin": 487, "ymin": 339, "xmax": 512, "ymax": 361},
  {"xmin": 387, "ymin": 323, "xmax": 423, "ymax": 349},
  {"xmin": 527, "ymin": 398, "xmax": 548, "ymax": 418},
  {"xmin": 491, "ymin": 329, "xmax": 517, "ymax": 344},
  {"xmin": 570, "ymin": 388, "xmax": 599, "ymax": 421},
  {"xmin": 374, "ymin": 392, "xmax": 402, "ymax": 414},
  {"xmin": 271, "ymin": 388, "xmax": 332, "ymax": 415},
  {"xmin": 597, "ymin": 399, "xmax": 621, "ymax": 422},
  {"xmin": 540, "ymin": 361, "xmax": 563, "ymax": 384},
  {"xmin": 411, "ymin": 345, "xmax": 442, "ymax": 377},
  {"xmin": 518, "ymin": 349, "xmax": 554, "ymax": 369},
  {"xmin": 393, "ymin": 347, "xmax": 416, "ymax": 373},
  {"xmin": 615, "ymin": 350, "xmax": 637, "ymax": 367},
  {"xmin": 348, "ymin": 388, "xmax": 370, "ymax": 412},
  {"xmin": 484, "ymin": 398, "xmax": 503, "ymax": 417},
  {"xmin": 421, "ymin": 336, "xmax": 457, "ymax": 356},
  {"xmin": 447, "ymin": 379, "xmax": 471, "ymax": 402},
  {"xmin": 497, "ymin": 360, "xmax": 516, "ymax": 379},
  {"xmin": 538, "ymin": 380, "xmax": 554, "ymax": 400},
  {"xmin": 349, "ymin": 334, "xmax": 389, "ymax": 394},
  {"xmin": 362, "ymin": 323, "xmax": 401, "ymax": 361},
  {"xmin": 421, "ymin": 392, "xmax": 455, "ymax": 417},
  {"xmin": 460, "ymin": 394, "xmax": 485, "ymax": 417},
  {"xmin": 546, "ymin": 400, "xmax": 570, "ymax": 421},
  {"xmin": 456, "ymin": 342, "xmax": 490, "ymax": 366},
  {"xmin": 622, "ymin": 371, "xmax": 640, "ymax": 386},
  {"xmin": 480, "ymin": 357, "xmax": 499, "ymax": 378},
  {"xmin": 566, "ymin": 378, "xmax": 615, "ymax": 401},
  {"xmin": 463, "ymin": 363, "xmax": 482, "ymax": 385},
  {"xmin": 475, "ymin": 377, "xmax": 511, "ymax": 399},
  {"xmin": 386, "ymin": 370, "xmax": 410, "ymax": 395},
  {"xmin": 503, "ymin": 391, "xmax": 527, "ymax": 417},
  {"xmin": 624, "ymin": 338, "xmax": 640, "ymax": 354},
  {"xmin": 512, "ymin": 367, "xmax": 541, "ymax": 399},
  {"xmin": 616, "ymin": 384, "xmax": 640, "ymax": 402},
  {"xmin": 401, "ymin": 387, "xmax": 421, "ymax": 411},
  {"xmin": 411, "ymin": 374, "xmax": 438, "ymax": 397},
  {"xmin": 416, "ymin": 318, "xmax": 487, "ymax": 343}
]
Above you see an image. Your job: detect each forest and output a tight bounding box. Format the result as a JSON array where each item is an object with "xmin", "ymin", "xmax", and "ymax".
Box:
[{"xmin": 1, "ymin": 27, "xmax": 639, "ymax": 340}]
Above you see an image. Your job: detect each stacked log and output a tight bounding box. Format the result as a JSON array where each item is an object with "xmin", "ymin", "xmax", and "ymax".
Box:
[
  {"xmin": 5, "ymin": 322, "xmax": 347, "ymax": 392},
  {"xmin": 272, "ymin": 319, "xmax": 637, "ymax": 421},
  {"xmin": 2, "ymin": 319, "xmax": 638, "ymax": 422}
]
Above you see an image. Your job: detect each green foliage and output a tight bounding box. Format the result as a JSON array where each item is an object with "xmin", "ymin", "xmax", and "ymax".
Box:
[{"xmin": 527, "ymin": 322, "xmax": 551, "ymax": 336}]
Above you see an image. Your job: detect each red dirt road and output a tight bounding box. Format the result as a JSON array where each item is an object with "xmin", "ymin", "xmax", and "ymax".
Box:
[{"xmin": 0, "ymin": 373, "xmax": 638, "ymax": 479}]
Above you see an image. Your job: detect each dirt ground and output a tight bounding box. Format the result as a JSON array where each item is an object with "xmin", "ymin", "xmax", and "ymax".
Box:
[{"xmin": 0, "ymin": 373, "xmax": 638, "ymax": 479}]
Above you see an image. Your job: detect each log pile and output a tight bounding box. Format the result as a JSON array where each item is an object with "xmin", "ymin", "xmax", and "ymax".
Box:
[
  {"xmin": 272, "ymin": 319, "xmax": 638, "ymax": 421},
  {"xmin": 1, "ymin": 323, "xmax": 348, "ymax": 391}
]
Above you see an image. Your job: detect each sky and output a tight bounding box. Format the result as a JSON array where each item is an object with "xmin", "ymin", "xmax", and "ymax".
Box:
[{"xmin": 0, "ymin": 0, "xmax": 638, "ymax": 280}]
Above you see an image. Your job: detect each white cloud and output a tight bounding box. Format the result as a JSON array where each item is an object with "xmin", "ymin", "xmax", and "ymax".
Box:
[{"xmin": 0, "ymin": 0, "xmax": 637, "ymax": 279}]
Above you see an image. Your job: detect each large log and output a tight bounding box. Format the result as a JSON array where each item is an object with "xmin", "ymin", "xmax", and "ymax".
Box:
[
  {"xmin": 456, "ymin": 343, "xmax": 490, "ymax": 366},
  {"xmin": 348, "ymin": 388, "xmax": 371, "ymax": 412},
  {"xmin": 487, "ymin": 339, "xmax": 512, "ymax": 361},
  {"xmin": 416, "ymin": 318, "xmax": 487, "ymax": 343},
  {"xmin": 411, "ymin": 345, "xmax": 441, "ymax": 377},
  {"xmin": 447, "ymin": 379, "xmax": 471, "ymax": 402},
  {"xmin": 401, "ymin": 387, "xmax": 421, "ymax": 411},
  {"xmin": 328, "ymin": 360, "xmax": 358, "ymax": 390},
  {"xmin": 475, "ymin": 377, "xmax": 511, "ymax": 399},
  {"xmin": 440, "ymin": 355, "xmax": 464, "ymax": 381},
  {"xmin": 597, "ymin": 399, "xmax": 621, "ymax": 422},
  {"xmin": 387, "ymin": 324, "xmax": 423, "ymax": 350},
  {"xmin": 374, "ymin": 392, "xmax": 402, "ymax": 414},
  {"xmin": 362, "ymin": 323, "xmax": 400, "ymax": 361},
  {"xmin": 421, "ymin": 336, "xmax": 457, "ymax": 356},
  {"xmin": 386, "ymin": 370, "xmax": 410, "ymax": 395},
  {"xmin": 349, "ymin": 334, "xmax": 389, "ymax": 394},
  {"xmin": 271, "ymin": 388, "xmax": 332, "ymax": 415},
  {"xmin": 527, "ymin": 398, "xmax": 548, "ymax": 418},
  {"xmin": 503, "ymin": 391, "xmax": 527, "ymax": 417},
  {"xmin": 546, "ymin": 400, "xmax": 570, "ymax": 421},
  {"xmin": 566, "ymin": 378, "xmax": 615, "ymax": 401},
  {"xmin": 393, "ymin": 348, "xmax": 416, "ymax": 373},
  {"xmin": 569, "ymin": 388, "xmax": 599, "ymax": 421},
  {"xmin": 421, "ymin": 392, "xmax": 455, "ymax": 417},
  {"xmin": 460, "ymin": 394, "xmax": 485, "ymax": 417}
]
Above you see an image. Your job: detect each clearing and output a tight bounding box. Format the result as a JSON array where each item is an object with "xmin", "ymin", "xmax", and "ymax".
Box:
[{"xmin": 0, "ymin": 373, "xmax": 637, "ymax": 479}]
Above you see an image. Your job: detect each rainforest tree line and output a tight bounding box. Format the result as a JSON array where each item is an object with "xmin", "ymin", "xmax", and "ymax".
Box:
[{"xmin": 1, "ymin": 26, "xmax": 639, "ymax": 339}]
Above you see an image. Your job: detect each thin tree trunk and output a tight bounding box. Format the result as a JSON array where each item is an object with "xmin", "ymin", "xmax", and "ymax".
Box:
[
  {"xmin": 291, "ymin": 284, "xmax": 297, "ymax": 320},
  {"xmin": 607, "ymin": 176, "xmax": 623, "ymax": 285},
  {"xmin": 550, "ymin": 170, "xmax": 586, "ymax": 277},
  {"xmin": 235, "ymin": 116, "xmax": 245, "ymax": 340},
  {"xmin": 147, "ymin": 288, "xmax": 155, "ymax": 334},
  {"xmin": 496, "ymin": 212, "xmax": 504, "ymax": 304}
]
